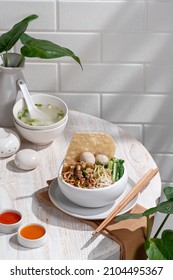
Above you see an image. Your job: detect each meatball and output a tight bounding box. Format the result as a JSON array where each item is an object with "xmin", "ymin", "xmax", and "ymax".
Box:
[
  {"xmin": 80, "ymin": 151, "xmax": 95, "ymax": 164},
  {"xmin": 95, "ymin": 154, "xmax": 109, "ymax": 165}
]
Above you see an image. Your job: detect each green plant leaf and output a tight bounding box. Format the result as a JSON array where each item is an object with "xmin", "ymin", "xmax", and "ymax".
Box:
[
  {"xmin": 20, "ymin": 33, "xmax": 83, "ymax": 69},
  {"xmin": 0, "ymin": 14, "xmax": 38, "ymax": 53},
  {"xmin": 115, "ymin": 206, "xmax": 158, "ymax": 223},
  {"xmin": 157, "ymin": 200, "xmax": 173, "ymax": 214},
  {"xmin": 143, "ymin": 206, "xmax": 158, "ymax": 216},
  {"xmin": 115, "ymin": 212, "xmax": 143, "ymax": 222},
  {"xmin": 164, "ymin": 186, "xmax": 173, "ymax": 200},
  {"xmin": 145, "ymin": 239, "xmax": 167, "ymax": 260},
  {"xmin": 115, "ymin": 200, "xmax": 173, "ymax": 223},
  {"xmin": 145, "ymin": 230, "xmax": 173, "ymax": 260}
]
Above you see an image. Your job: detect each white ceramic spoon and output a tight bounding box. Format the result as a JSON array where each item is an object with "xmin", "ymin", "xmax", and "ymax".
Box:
[{"xmin": 18, "ymin": 79, "xmax": 51, "ymax": 122}]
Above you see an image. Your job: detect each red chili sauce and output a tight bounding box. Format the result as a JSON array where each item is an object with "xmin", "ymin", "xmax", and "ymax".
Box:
[{"xmin": 0, "ymin": 211, "xmax": 21, "ymax": 224}]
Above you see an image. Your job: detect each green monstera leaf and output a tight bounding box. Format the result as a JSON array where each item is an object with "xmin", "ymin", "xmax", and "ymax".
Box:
[{"xmin": 20, "ymin": 33, "xmax": 82, "ymax": 69}]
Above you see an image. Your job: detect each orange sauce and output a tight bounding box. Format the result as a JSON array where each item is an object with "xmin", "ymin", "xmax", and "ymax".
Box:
[
  {"xmin": 20, "ymin": 224, "xmax": 45, "ymax": 240},
  {"xmin": 0, "ymin": 211, "xmax": 21, "ymax": 224}
]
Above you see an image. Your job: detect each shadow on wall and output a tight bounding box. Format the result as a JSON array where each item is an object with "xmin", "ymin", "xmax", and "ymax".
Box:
[
  {"xmin": 59, "ymin": 3, "xmax": 173, "ymax": 185},
  {"xmin": 59, "ymin": 2, "xmax": 144, "ymax": 92}
]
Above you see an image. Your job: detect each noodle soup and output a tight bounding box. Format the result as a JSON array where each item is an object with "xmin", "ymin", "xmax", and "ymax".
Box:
[
  {"xmin": 58, "ymin": 162, "xmax": 128, "ymax": 208},
  {"xmin": 61, "ymin": 158, "xmax": 124, "ymax": 189}
]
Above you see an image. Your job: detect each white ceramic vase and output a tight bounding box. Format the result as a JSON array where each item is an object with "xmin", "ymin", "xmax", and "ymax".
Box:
[{"xmin": 0, "ymin": 53, "xmax": 25, "ymax": 127}]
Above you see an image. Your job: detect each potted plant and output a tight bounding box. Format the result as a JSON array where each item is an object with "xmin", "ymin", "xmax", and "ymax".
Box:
[
  {"xmin": 0, "ymin": 14, "xmax": 82, "ymax": 127},
  {"xmin": 115, "ymin": 186, "xmax": 173, "ymax": 260}
]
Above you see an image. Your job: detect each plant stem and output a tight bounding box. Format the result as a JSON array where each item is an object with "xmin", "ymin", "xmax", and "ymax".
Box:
[
  {"xmin": 5, "ymin": 51, "xmax": 8, "ymax": 67},
  {"xmin": 146, "ymin": 216, "xmax": 151, "ymax": 242},
  {"xmin": 17, "ymin": 55, "xmax": 24, "ymax": 67},
  {"xmin": 154, "ymin": 213, "xmax": 170, "ymax": 238}
]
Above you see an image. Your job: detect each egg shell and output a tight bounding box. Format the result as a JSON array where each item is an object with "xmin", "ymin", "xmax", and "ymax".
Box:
[
  {"xmin": 14, "ymin": 149, "xmax": 40, "ymax": 170},
  {"xmin": 0, "ymin": 128, "xmax": 20, "ymax": 158}
]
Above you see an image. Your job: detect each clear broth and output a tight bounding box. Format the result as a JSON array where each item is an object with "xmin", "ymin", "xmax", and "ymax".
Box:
[{"xmin": 18, "ymin": 103, "xmax": 65, "ymax": 126}]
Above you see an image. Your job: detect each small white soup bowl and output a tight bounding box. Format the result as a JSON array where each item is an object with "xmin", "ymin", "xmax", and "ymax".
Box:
[
  {"xmin": 13, "ymin": 94, "xmax": 68, "ymax": 130},
  {"xmin": 57, "ymin": 163, "xmax": 128, "ymax": 208},
  {"xmin": 17, "ymin": 223, "xmax": 47, "ymax": 248},
  {"xmin": 13, "ymin": 116, "xmax": 68, "ymax": 145},
  {"xmin": 0, "ymin": 209, "xmax": 23, "ymax": 234}
]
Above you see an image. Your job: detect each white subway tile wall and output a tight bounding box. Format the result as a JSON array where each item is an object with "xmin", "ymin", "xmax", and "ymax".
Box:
[{"xmin": 0, "ymin": 0, "xmax": 172, "ymax": 184}]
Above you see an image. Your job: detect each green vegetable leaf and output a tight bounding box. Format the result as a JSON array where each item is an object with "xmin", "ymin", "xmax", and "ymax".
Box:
[
  {"xmin": 20, "ymin": 33, "xmax": 83, "ymax": 69},
  {"xmin": 145, "ymin": 230, "xmax": 173, "ymax": 260},
  {"xmin": 0, "ymin": 14, "xmax": 38, "ymax": 53},
  {"xmin": 164, "ymin": 186, "xmax": 173, "ymax": 200}
]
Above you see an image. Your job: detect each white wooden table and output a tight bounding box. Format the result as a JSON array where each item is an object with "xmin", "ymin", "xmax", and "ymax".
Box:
[{"xmin": 0, "ymin": 110, "xmax": 161, "ymax": 260}]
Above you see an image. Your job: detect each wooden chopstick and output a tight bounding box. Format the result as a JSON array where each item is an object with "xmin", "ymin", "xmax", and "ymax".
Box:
[{"xmin": 92, "ymin": 167, "xmax": 159, "ymax": 235}]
